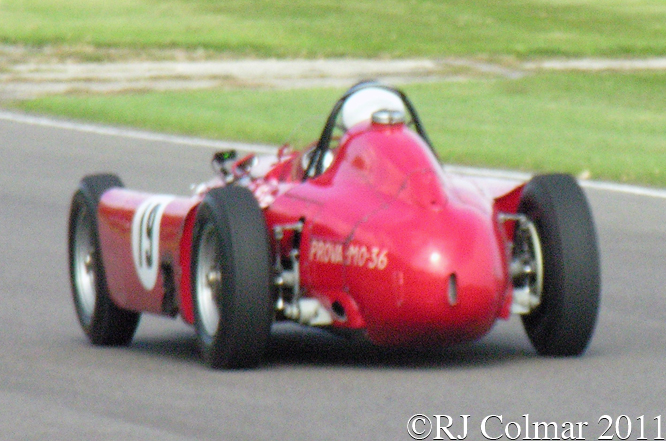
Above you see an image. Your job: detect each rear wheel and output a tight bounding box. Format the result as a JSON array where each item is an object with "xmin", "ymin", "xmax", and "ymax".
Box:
[
  {"xmin": 517, "ymin": 174, "xmax": 600, "ymax": 356},
  {"xmin": 68, "ymin": 174, "xmax": 141, "ymax": 345},
  {"xmin": 191, "ymin": 186, "xmax": 273, "ymax": 369}
]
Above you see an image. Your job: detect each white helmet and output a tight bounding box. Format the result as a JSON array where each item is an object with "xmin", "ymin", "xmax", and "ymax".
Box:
[{"xmin": 341, "ymin": 86, "xmax": 406, "ymax": 130}]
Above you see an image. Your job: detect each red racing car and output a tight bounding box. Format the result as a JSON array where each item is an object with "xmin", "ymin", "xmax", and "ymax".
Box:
[{"xmin": 68, "ymin": 82, "xmax": 600, "ymax": 369}]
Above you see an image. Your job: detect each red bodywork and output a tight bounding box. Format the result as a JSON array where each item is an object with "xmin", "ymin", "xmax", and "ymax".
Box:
[{"xmin": 96, "ymin": 119, "xmax": 526, "ymax": 347}]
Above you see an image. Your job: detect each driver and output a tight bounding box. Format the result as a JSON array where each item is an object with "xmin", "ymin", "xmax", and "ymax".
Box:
[
  {"xmin": 340, "ymin": 82, "xmax": 406, "ymax": 130},
  {"xmin": 302, "ymin": 82, "xmax": 412, "ymax": 178}
]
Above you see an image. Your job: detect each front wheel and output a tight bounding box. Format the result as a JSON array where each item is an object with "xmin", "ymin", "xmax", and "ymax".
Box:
[
  {"xmin": 68, "ymin": 174, "xmax": 141, "ymax": 345},
  {"xmin": 191, "ymin": 186, "xmax": 273, "ymax": 369},
  {"xmin": 517, "ymin": 174, "xmax": 600, "ymax": 356}
]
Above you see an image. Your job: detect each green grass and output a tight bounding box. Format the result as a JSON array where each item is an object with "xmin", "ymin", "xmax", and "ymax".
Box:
[
  {"xmin": 410, "ymin": 72, "xmax": 666, "ymax": 185},
  {"xmin": 3, "ymin": 0, "xmax": 666, "ymax": 186},
  {"xmin": 2, "ymin": 0, "xmax": 666, "ymax": 57},
  {"xmin": 13, "ymin": 71, "xmax": 666, "ymax": 186}
]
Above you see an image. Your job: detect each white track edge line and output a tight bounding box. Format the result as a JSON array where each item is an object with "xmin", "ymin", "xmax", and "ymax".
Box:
[
  {"xmin": 3, "ymin": 109, "xmax": 666, "ymax": 199},
  {"xmin": 0, "ymin": 110, "xmax": 277, "ymax": 154}
]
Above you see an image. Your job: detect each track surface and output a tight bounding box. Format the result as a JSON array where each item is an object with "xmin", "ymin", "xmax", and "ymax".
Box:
[{"xmin": 1, "ymin": 115, "xmax": 665, "ymax": 440}]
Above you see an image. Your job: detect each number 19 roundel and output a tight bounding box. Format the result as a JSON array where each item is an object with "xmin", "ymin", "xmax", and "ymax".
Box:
[{"xmin": 131, "ymin": 196, "xmax": 175, "ymax": 290}]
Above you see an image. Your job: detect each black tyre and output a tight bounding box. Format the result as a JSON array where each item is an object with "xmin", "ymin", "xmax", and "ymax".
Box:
[
  {"xmin": 191, "ymin": 186, "xmax": 273, "ymax": 369},
  {"xmin": 68, "ymin": 174, "xmax": 141, "ymax": 345},
  {"xmin": 518, "ymin": 174, "xmax": 600, "ymax": 356}
]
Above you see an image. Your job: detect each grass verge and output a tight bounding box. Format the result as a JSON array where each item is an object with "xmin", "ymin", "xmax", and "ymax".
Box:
[
  {"xmin": 10, "ymin": 71, "xmax": 666, "ymax": 186},
  {"xmin": 2, "ymin": 0, "xmax": 666, "ymax": 58}
]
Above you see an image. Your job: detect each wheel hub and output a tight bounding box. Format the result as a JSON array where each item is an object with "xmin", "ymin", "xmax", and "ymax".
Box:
[{"xmin": 500, "ymin": 213, "xmax": 544, "ymax": 315}]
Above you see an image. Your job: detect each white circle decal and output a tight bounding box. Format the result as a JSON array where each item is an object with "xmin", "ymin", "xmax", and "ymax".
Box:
[{"xmin": 131, "ymin": 195, "xmax": 175, "ymax": 291}]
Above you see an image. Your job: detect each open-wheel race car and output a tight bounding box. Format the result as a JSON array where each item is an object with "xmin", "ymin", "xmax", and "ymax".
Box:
[{"xmin": 68, "ymin": 81, "xmax": 600, "ymax": 369}]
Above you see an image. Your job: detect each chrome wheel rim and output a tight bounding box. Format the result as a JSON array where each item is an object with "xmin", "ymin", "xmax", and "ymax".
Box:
[
  {"xmin": 196, "ymin": 223, "xmax": 221, "ymax": 338},
  {"xmin": 511, "ymin": 217, "xmax": 544, "ymax": 314},
  {"xmin": 73, "ymin": 206, "xmax": 96, "ymax": 325}
]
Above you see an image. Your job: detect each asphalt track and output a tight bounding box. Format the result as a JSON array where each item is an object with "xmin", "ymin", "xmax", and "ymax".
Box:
[{"xmin": 1, "ymin": 113, "xmax": 666, "ymax": 441}]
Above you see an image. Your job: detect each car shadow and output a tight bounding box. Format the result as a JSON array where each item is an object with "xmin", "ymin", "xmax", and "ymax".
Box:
[
  {"xmin": 117, "ymin": 322, "xmax": 536, "ymax": 370},
  {"xmin": 129, "ymin": 332, "xmax": 201, "ymax": 364},
  {"xmin": 263, "ymin": 322, "xmax": 535, "ymax": 369}
]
